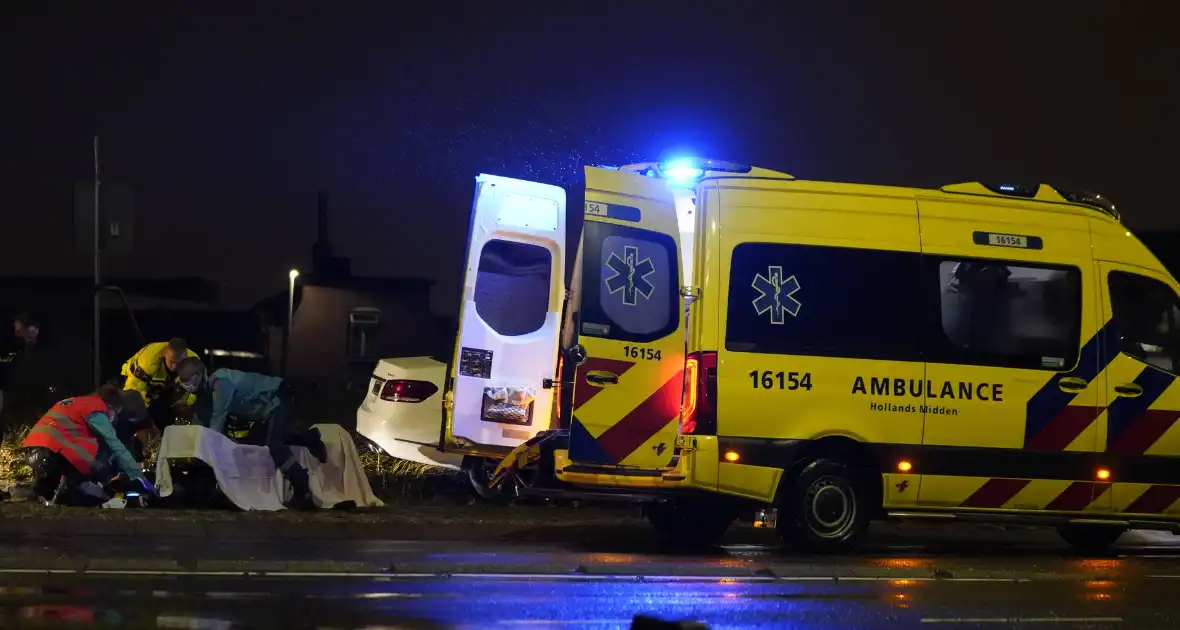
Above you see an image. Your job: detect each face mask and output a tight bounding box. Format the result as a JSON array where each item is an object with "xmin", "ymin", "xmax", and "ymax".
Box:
[{"xmin": 180, "ymin": 381, "xmax": 198, "ymax": 393}]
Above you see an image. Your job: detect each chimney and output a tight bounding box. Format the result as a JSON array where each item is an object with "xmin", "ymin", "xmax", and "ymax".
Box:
[
  {"xmin": 317, "ymin": 189, "xmax": 329, "ymax": 243},
  {"xmin": 311, "ymin": 188, "xmax": 351, "ymax": 279}
]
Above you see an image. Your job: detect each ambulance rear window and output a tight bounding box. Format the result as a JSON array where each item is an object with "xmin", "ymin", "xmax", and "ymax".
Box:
[
  {"xmin": 473, "ymin": 239, "xmax": 552, "ymax": 337},
  {"xmin": 578, "ymin": 222, "xmax": 678, "ymax": 343}
]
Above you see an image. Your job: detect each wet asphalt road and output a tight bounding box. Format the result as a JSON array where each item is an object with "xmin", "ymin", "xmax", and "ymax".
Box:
[
  {"xmin": 0, "ymin": 570, "xmax": 1174, "ymax": 629},
  {"xmin": 2, "ymin": 528, "xmax": 1180, "ymax": 628}
]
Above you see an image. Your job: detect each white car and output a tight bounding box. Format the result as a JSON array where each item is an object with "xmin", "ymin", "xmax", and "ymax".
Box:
[
  {"xmin": 356, "ymin": 356, "xmax": 541, "ymax": 499},
  {"xmin": 355, "ymin": 357, "xmax": 463, "ymax": 470}
]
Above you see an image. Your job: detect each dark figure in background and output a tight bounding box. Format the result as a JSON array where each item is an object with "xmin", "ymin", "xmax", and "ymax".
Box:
[
  {"xmin": 0, "ymin": 312, "xmax": 57, "ymax": 439},
  {"xmin": 22, "ymin": 385, "xmax": 157, "ymax": 506},
  {"xmin": 175, "ymin": 358, "xmax": 326, "ymax": 510}
]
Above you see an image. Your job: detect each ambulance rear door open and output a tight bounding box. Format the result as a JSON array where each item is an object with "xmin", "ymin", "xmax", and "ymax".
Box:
[
  {"xmin": 566, "ymin": 166, "xmax": 686, "ymax": 470},
  {"xmin": 440, "ymin": 175, "xmax": 567, "ymax": 456}
]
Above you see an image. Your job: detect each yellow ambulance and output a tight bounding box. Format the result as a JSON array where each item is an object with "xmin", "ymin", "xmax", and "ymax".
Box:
[{"xmin": 439, "ymin": 159, "xmax": 1180, "ymax": 552}]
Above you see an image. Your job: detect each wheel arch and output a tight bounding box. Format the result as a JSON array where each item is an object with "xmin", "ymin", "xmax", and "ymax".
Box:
[{"xmin": 773, "ymin": 436, "xmax": 884, "ymax": 515}]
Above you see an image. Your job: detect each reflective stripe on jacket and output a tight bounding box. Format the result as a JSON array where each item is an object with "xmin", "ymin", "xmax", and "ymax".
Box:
[
  {"xmin": 120, "ymin": 342, "xmax": 198, "ymax": 405},
  {"xmin": 22, "ymin": 396, "xmax": 105, "ymax": 474}
]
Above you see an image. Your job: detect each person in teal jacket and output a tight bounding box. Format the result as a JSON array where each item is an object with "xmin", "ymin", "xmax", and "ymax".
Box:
[{"xmin": 175, "ymin": 358, "xmax": 323, "ymax": 509}]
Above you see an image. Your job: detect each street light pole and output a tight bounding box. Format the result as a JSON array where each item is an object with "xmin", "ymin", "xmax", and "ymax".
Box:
[
  {"xmin": 92, "ymin": 136, "xmax": 101, "ymax": 388},
  {"xmin": 283, "ymin": 269, "xmax": 299, "ymax": 377}
]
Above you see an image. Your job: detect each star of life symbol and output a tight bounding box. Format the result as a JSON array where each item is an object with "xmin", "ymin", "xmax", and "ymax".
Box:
[
  {"xmin": 605, "ymin": 245, "xmax": 656, "ymax": 306},
  {"xmin": 752, "ymin": 266, "xmax": 801, "ymax": 325}
]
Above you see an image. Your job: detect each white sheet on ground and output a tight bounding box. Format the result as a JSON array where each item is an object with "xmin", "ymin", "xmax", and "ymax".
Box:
[
  {"xmin": 308, "ymin": 424, "xmax": 384, "ymax": 510},
  {"xmin": 154, "ymin": 424, "xmax": 384, "ymax": 512}
]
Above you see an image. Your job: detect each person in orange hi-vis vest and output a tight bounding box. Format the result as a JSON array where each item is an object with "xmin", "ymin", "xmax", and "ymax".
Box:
[{"xmin": 22, "ymin": 384, "xmax": 159, "ymax": 506}]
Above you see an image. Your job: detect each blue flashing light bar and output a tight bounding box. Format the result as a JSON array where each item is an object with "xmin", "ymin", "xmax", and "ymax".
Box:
[
  {"xmin": 652, "ymin": 157, "xmax": 752, "ymax": 187},
  {"xmin": 661, "ymin": 159, "xmax": 706, "ymax": 185}
]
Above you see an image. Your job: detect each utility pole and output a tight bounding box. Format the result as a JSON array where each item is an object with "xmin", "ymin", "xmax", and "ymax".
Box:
[{"xmin": 92, "ymin": 136, "xmax": 101, "ymax": 388}]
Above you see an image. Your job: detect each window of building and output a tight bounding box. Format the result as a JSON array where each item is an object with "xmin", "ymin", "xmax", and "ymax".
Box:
[
  {"xmin": 348, "ymin": 307, "xmax": 382, "ymax": 361},
  {"xmin": 724, "ymin": 242, "xmax": 922, "ymax": 361},
  {"xmin": 473, "ymin": 239, "xmax": 552, "ymax": 337},
  {"xmin": 926, "ymin": 258, "xmax": 1081, "ymax": 370},
  {"xmin": 578, "ymin": 222, "xmax": 678, "ymax": 343},
  {"xmin": 1108, "ymin": 271, "xmax": 1180, "ymax": 374}
]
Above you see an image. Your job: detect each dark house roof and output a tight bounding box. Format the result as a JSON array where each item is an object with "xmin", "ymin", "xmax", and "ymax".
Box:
[
  {"xmin": 295, "ymin": 274, "xmax": 433, "ymax": 292},
  {"xmin": 131, "ymin": 309, "xmax": 267, "ymax": 354},
  {"xmin": 252, "ymin": 275, "xmax": 434, "ymax": 325}
]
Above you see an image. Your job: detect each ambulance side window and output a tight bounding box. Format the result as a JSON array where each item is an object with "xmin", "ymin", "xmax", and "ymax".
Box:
[
  {"xmin": 579, "ymin": 222, "xmax": 678, "ymax": 343},
  {"xmin": 1108, "ymin": 271, "xmax": 1180, "ymax": 374},
  {"xmin": 926, "ymin": 257, "xmax": 1081, "ymax": 371},
  {"xmin": 473, "ymin": 239, "xmax": 552, "ymax": 337},
  {"xmin": 724, "ymin": 243, "xmax": 922, "ymax": 361}
]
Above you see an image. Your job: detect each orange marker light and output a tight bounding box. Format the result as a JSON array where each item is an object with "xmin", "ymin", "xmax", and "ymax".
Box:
[
  {"xmin": 1096, "ymin": 468, "xmax": 1111, "ymax": 481},
  {"xmin": 897, "ymin": 460, "xmax": 913, "ymax": 473},
  {"xmin": 724, "ymin": 450, "xmax": 740, "ymax": 463}
]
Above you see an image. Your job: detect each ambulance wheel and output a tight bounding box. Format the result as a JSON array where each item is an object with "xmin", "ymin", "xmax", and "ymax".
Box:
[
  {"xmin": 778, "ymin": 459, "xmax": 869, "ymax": 553},
  {"xmin": 1057, "ymin": 524, "xmax": 1126, "ymax": 554},
  {"xmin": 647, "ymin": 500, "xmax": 735, "ymax": 550},
  {"xmin": 464, "ymin": 457, "xmax": 510, "ymax": 502},
  {"xmin": 463, "ymin": 457, "xmax": 538, "ymax": 503}
]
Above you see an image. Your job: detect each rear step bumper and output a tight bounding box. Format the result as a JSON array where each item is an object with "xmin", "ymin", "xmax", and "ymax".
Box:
[
  {"xmin": 520, "ymin": 487, "xmax": 669, "ymax": 504},
  {"xmin": 887, "ymin": 510, "xmax": 1180, "ymax": 534},
  {"xmin": 561, "ymin": 465, "xmax": 666, "ymax": 477},
  {"xmin": 554, "ymin": 450, "xmax": 691, "ymax": 490},
  {"xmin": 520, "ymin": 484, "xmax": 719, "ymax": 505}
]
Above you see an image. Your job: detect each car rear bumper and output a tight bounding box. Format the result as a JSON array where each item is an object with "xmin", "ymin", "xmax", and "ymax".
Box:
[{"xmin": 355, "ymin": 405, "xmax": 463, "ymax": 470}]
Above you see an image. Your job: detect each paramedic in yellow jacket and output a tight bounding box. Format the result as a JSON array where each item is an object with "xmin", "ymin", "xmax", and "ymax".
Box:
[{"xmin": 121, "ymin": 338, "xmax": 199, "ymax": 430}]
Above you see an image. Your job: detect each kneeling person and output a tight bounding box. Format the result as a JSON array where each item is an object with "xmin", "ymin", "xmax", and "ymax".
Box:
[
  {"xmin": 176, "ymin": 358, "xmax": 322, "ymax": 509},
  {"xmin": 23, "ymin": 385, "xmax": 157, "ymax": 505}
]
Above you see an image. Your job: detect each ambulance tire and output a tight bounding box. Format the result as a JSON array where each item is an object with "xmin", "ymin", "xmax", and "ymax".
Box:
[
  {"xmin": 1056, "ymin": 524, "xmax": 1126, "ymax": 554},
  {"xmin": 778, "ymin": 458, "xmax": 870, "ymax": 553},
  {"xmin": 464, "ymin": 457, "xmax": 514, "ymax": 504},
  {"xmin": 464, "ymin": 456, "xmax": 543, "ymax": 504},
  {"xmin": 647, "ymin": 500, "xmax": 735, "ymax": 550}
]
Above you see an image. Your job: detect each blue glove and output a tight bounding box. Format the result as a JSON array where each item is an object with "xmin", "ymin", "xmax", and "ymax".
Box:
[{"xmin": 138, "ymin": 476, "xmax": 160, "ymax": 497}]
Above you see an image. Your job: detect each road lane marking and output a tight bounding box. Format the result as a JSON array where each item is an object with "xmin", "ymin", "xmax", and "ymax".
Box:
[
  {"xmin": 0, "ymin": 567, "xmax": 1175, "ymax": 586},
  {"xmin": 0, "ymin": 569, "xmax": 1071, "ymax": 583},
  {"xmin": 921, "ymin": 618, "xmax": 1122, "ymax": 624},
  {"xmin": 494, "ymin": 622, "xmax": 634, "ymax": 626}
]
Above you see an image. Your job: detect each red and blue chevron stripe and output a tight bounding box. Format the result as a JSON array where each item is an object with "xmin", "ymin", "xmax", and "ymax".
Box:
[
  {"xmin": 1023, "ymin": 322, "xmax": 1119, "ymax": 450},
  {"xmin": 1105, "ymin": 366, "xmax": 1178, "ymax": 453},
  {"xmin": 567, "ymin": 357, "xmax": 683, "ymax": 466}
]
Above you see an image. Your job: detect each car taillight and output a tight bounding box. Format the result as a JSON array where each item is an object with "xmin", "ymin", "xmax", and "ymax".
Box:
[
  {"xmin": 379, "ymin": 379, "xmax": 438, "ymax": 403},
  {"xmin": 681, "ymin": 351, "xmax": 717, "ymax": 435}
]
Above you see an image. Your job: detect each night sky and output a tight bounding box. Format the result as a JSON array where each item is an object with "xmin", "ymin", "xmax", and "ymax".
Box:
[{"xmin": 3, "ymin": 3, "xmax": 1177, "ymax": 315}]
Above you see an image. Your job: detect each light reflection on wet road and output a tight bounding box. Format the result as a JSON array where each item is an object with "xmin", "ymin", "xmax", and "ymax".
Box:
[
  {"xmin": 0, "ymin": 569, "xmax": 1176, "ymax": 628},
  {"xmin": 0, "ymin": 527, "xmax": 1179, "ymax": 628}
]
